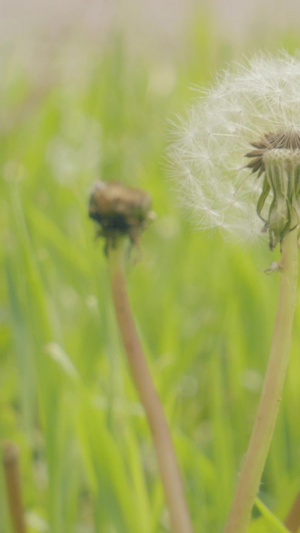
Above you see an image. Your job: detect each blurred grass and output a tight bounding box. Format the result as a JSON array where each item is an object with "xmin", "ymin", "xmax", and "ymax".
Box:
[{"xmin": 2, "ymin": 15, "xmax": 300, "ymax": 533}]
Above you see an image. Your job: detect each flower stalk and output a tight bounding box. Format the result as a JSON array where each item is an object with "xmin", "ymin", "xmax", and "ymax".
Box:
[
  {"xmin": 284, "ymin": 491, "xmax": 300, "ymax": 532},
  {"xmin": 2, "ymin": 441, "xmax": 27, "ymax": 533},
  {"xmin": 108, "ymin": 242, "xmax": 193, "ymax": 533},
  {"xmin": 89, "ymin": 180, "xmax": 193, "ymax": 533},
  {"xmin": 224, "ymin": 217, "xmax": 299, "ymax": 532}
]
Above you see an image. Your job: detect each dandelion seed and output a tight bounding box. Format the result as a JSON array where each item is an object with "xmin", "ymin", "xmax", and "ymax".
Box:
[{"xmin": 170, "ymin": 53, "xmax": 300, "ymax": 248}]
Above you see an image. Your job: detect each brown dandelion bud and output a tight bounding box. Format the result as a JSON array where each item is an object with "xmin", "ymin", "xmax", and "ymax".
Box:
[{"xmin": 89, "ymin": 180, "xmax": 155, "ymax": 249}]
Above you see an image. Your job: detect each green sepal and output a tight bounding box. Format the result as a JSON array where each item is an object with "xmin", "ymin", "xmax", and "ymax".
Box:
[
  {"xmin": 257, "ymin": 177, "xmax": 270, "ymax": 222},
  {"xmin": 268, "ymin": 196, "xmax": 291, "ymax": 250}
]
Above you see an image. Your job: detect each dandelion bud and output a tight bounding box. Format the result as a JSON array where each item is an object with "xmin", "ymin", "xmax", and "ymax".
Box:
[{"xmin": 89, "ymin": 180, "xmax": 154, "ymax": 249}]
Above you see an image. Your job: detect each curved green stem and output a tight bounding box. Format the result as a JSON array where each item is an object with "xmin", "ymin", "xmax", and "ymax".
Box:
[
  {"xmin": 224, "ymin": 226, "xmax": 299, "ymax": 533},
  {"xmin": 108, "ymin": 243, "xmax": 194, "ymax": 533}
]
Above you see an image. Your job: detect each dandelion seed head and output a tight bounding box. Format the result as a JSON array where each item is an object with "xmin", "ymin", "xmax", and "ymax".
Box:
[{"xmin": 169, "ymin": 53, "xmax": 300, "ymax": 244}]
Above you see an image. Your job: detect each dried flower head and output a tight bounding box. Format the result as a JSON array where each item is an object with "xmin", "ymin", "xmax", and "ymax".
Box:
[
  {"xmin": 170, "ymin": 53, "xmax": 300, "ymax": 248},
  {"xmin": 89, "ymin": 180, "xmax": 154, "ymax": 250}
]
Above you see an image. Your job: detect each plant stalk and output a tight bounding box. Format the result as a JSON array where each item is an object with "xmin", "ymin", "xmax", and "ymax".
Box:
[
  {"xmin": 224, "ymin": 225, "xmax": 299, "ymax": 533},
  {"xmin": 284, "ymin": 491, "xmax": 300, "ymax": 532},
  {"xmin": 2, "ymin": 442, "xmax": 27, "ymax": 533},
  {"xmin": 108, "ymin": 242, "xmax": 194, "ymax": 533}
]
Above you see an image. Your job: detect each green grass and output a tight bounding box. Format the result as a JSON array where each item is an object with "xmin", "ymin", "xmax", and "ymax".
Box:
[{"xmin": 2, "ymin": 22, "xmax": 300, "ymax": 533}]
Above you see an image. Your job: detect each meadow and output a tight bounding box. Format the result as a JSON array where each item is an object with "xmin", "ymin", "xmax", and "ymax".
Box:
[{"xmin": 2, "ymin": 18, "xmax": 300, "ymax": 533}]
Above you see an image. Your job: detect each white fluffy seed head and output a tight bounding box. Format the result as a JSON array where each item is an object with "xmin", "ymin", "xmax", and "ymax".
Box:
[{"xmin": 169, "ymin": 52, "xmax": 300, "ymax": 243}]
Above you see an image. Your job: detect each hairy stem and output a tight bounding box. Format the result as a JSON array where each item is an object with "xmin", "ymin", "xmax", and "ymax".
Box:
[
  {"xmin": 2, "ymin": 442, "xmax": 27, "ymax": 533},
  {"xmin": 224, "ymin": 226, "xmax": 299, "ymax": 533},
  {"xmin": 108, "ymin": 243, "xmax": 194, "ymax": 533}
]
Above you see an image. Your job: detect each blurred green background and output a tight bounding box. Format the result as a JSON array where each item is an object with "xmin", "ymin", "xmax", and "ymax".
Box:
[{"xmin": 2, "ymin": 1, "xmax": 300, "ymax": 531}]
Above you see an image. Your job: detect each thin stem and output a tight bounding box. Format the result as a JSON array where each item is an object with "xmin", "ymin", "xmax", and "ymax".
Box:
[
  {"xmin": 284, "ymin": 491, "xmax": 300, "ymax": 532},
  {"xmin": 108, "ymin": 243, "xmax": 194, "ymax": 533},
  {"xmin": 2, "ymin": 441, "xmax": 27, "ymax": 533},
  {"xmin": 224, "ymin": 225, "xmax": 299, "ymax": 533}
]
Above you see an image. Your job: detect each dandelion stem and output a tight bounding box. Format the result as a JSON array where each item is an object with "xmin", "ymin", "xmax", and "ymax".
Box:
[
  {"xmin": 2, "ymin": 441, "xmax": 27, "ymax": 533},
  {"xmin": 224, "ymin": 223, "xmax": 299, "ymax": 533},
  {"xmin": 108, "ymin": 242, "xmax": 194, "ymax": 533},
  {"xmin": 284, "ymin": 491, "xmax": 300, "ymax": 532}
]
